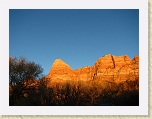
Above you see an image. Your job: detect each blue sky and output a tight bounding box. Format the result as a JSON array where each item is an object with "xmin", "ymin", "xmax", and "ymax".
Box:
[{"xmin": 9, "ymin": 9, "xmax": 139, "ymax": 75}]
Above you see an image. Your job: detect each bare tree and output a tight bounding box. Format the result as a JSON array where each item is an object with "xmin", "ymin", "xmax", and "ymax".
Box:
[{"xmin": 9, "ymin": 56, "xmax": 43, "ymax": 105}]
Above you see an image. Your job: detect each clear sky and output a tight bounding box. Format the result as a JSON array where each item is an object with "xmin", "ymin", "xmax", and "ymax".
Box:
[{"xmin": 9, "ymin": 9, "xmax": 139, "ymax": 75}]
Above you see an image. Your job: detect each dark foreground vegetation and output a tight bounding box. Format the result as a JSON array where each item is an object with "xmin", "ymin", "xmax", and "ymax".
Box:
[{"xmin": 9, "ymin": 57, "xmax": 139, "ymax": 106}]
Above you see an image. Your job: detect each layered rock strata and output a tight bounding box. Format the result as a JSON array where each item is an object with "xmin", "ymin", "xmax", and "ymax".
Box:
[
  {"xmin": 46, "ymin": 59, "xmax": 77, "ymax": 81},
  {"xmin": 46, "ymin": 54, "xmax": 139, "ymax": 84}
]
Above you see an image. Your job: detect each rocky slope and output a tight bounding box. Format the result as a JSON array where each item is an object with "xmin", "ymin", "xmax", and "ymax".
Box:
[{"xmin": 46, "ymin": 54, "xmax": 139, "ymax": 84}]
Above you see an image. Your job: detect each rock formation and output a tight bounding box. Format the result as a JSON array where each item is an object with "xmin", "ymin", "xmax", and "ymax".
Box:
[
  {"xmin": 91, "ymin": 54, "xmax": 138, "ymax": 83},
  {"xmin": 46, "ymin": 54, "xmax": 139, "ymax": 84},
  {"xmin": 46, "ymin": 59, "xmax": 77, "ymax": 81}
]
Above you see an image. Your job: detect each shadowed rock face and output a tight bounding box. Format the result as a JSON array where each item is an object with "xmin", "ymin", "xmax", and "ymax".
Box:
[{"xmin": 46, "ymin": 54, "xmax": 139, "ymax": 83}]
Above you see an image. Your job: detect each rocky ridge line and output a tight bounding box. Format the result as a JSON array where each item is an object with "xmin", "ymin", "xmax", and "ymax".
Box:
[{"xmin": 46, "ymin": 54, "xmax": 139, "ymax": 84}]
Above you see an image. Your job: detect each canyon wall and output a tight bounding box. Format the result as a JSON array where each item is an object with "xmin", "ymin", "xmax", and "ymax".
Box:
[{"xmin": 46, "ymin": 54, "xmax": 139, "ymax": 84}]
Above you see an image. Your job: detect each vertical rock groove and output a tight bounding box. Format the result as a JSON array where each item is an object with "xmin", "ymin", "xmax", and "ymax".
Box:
[{"xmin": 111, "ymin": 55, "xmax": 115, "ymax": 68}]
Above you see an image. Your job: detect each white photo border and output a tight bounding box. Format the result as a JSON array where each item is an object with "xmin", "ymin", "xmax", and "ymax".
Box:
[{"xmin": 0, "ymin": 0, "xmax": 148, "ymax": 115}]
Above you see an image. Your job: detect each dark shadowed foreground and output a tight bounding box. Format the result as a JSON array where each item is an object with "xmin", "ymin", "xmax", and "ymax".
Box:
[{"xmin": 9, "ymin": 77, "xmax": 139, "ymax": 106}]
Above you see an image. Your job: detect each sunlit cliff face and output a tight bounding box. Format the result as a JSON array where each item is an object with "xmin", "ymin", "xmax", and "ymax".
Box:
[{"xmin": 46, "ymin": 54, "xmax": 139, "ymax": 84}]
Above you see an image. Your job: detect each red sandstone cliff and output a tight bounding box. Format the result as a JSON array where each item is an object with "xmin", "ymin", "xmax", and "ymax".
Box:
[{"xmin": 46, "ymin": 54, "xmax": 139, "ymax": 84}]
